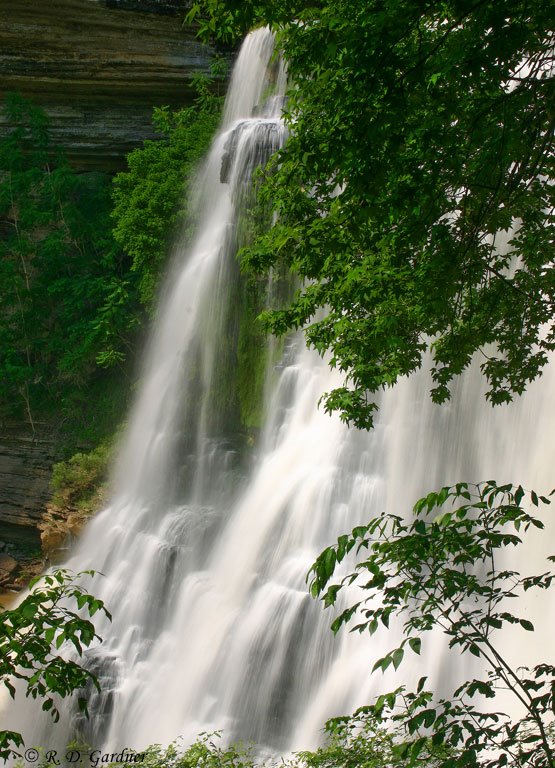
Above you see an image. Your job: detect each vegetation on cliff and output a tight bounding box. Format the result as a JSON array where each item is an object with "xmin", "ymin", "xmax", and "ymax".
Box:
[
  {"xmin": 111, "ymin": 66, "xmax": 226, "ymax": 308},
  {"xmin": 0, "ymin": 71, "xmax": 225, "ymax": 446},
  {"xmin": 38, "ymin": 441, "xmax": 115, "ymax": 556},
  {"xmin": 0, "ymin": 93, "xmax": 138, "ymax": 440},
  {"xmin": 0, "ymin": 77, "xmax": 227, "ymax": 569}
]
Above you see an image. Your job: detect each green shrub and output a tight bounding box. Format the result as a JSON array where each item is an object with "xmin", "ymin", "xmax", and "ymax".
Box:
[{"xmin": 50, "ymin": 442, "xmax": 113, "ymax": 515}]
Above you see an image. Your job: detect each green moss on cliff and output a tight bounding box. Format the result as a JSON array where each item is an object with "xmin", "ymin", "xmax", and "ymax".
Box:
[{"xmin": 236, "ymin": 277, "xmax": 270, "ymax": 429}]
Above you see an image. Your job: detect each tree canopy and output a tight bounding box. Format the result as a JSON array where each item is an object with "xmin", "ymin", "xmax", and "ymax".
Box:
[{"xmin": 189, "ymin": 0, "xmax": 555, "ymax": 428}]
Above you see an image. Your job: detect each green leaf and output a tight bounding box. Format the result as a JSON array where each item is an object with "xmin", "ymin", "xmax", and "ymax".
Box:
[
  {"xmin": 531, "ymin": 490, "xmax": 539, "ymax": 507},
  {"xmin": 392, "ymin": 648, "xmax": 404, "ymax": 669},
  {"xmin": 409, "ymin": 637, "xmax": 421, "ymax": 655},
  {"xmin": 520, "ymin": 619, "xmax": 534, "ymax": 632},
  {"xmin": 414, "ymin": 520, "xmax": 427, "ymax": 535}
]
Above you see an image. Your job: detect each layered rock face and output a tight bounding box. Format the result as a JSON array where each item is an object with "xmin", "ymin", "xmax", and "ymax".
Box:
[
  {"xmin": 0, "ymin": 0, "xmax": 216, "ymax": 169},
  {"xmin": 0, "ymin": 424, "xmax": 103, "ymax": 588},
  {"xmin": 0, "ymin": 427, "xmax": 56, "ymax": 589},
  {"xmin": 0, "ymin": 429, "xmax": 56, "ymax": 541}
]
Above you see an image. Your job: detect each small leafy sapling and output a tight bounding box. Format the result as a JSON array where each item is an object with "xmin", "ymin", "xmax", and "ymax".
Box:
[
  {"xmin": 0, "ymin": 569, "xmax": 111, "ymax": 761},
  {"xmin": 309, "ymin": 482, "xmax": 555, "ymax": 767}
]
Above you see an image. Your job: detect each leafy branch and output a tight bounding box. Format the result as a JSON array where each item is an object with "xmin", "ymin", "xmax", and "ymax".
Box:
[
  {"xmin": 309, "ymin": 482, "xmax": 555, "ymax": 766},
  {"xmin": 0, "ymin": 569, "xmax": 111, "ymax": 761}
]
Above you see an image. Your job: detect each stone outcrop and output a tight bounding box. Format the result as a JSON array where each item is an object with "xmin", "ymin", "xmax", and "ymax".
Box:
[
  {"xmin": 0, "ymin": 0, "xmax": 217, "ymax": 169},
  {"xmin": 39, "ymin": 503, "xmax": 93, "ymax": 558},
  {"xmin": 0, "ymin": 554, "xmax": 17, "ymax": 581},
  {"xmin": 0, "ymin": 426, "xmax": 56, "ymax": 589},
  {"xmin": 0, "ymin": 427, "xmax": 57, "ymax": 547},
  {"xmin": 0, "ymin": 424, "xmax": 106, "ymax": 589},
  {"xmin": 0, "ymin": 548, "xmax": 44, "ymax": 593}
]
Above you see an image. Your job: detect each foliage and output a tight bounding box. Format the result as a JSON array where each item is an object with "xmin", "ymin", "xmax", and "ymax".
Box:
[
  {"xmin": 309, "ymin": 481, "xmax": 555, "ymax": 767},
  {"xmin": 0, "ymin": 93, "xmax": 140, "ymax": 429},
  {"xmin": 185, "ymin": 1, "xmax": 299, "ymax": 45},
  {"xmin": 189, "ymin": 0, "xmax": 555, "ymax": 429},
  {"xmin": 299, "ymin": 711, "xmax": 454, "ymax": 768},
  {"xmin": 74, "ymin": 728, "xmax": 451, "ymax": 768},
  {"xmin": 111, "ymin": 65, "xmax": 225, "ymax": 307},
  {"xmin": 0, "ymin": 569, "xmax": 111, "ymax": 761},
  {"xmin": 128, "ymin": 735, "xmax": 254, "ymax": 768},
  {"xmin": 50, "ymin": 441, "xmax": 113, "ymax": 515},
  {"xmin": 53, "ymin": 372, "xmax": 132, "ymax": 456}
]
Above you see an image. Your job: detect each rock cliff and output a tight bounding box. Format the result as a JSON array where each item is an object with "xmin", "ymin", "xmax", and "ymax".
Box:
[
  {"xmin": 0, "ymin": 428, "xmax": 56, "ymax": 540},
  {"xmin": 0, "ymin": 426, "xmax": 57, "ymax": 589},
  {"xmin": 0, "ymin": 0, "xmax": 216, "ymax": 169}
]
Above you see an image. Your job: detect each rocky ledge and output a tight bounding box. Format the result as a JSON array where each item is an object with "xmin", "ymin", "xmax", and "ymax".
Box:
[{"xmin": 0, "ymin": 0, "xmax": 217, "ymax": 170}]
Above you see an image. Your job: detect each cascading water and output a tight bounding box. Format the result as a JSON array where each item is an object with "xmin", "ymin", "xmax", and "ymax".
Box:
[{"xmin": 4, "ymin": 27, "xmax": 554, "ymax": 756}]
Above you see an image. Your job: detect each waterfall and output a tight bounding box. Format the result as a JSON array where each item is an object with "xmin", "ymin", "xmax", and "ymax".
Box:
[{"xmin": 4, "ymin": 27, "xmax": 554, "ymax": 757}]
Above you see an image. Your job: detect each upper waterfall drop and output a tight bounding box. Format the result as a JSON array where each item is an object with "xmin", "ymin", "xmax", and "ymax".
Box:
[
  {"xmin": 3, "ymin": 27, "xmax": 555, "ymax": 759},
  {"xmin": 222, "ymin": 30, "xmax": 287, "ymax": 126}
]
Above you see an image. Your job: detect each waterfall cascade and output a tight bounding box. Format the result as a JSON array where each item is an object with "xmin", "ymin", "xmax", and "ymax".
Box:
[{"xmin": 4, "ymin": 27, "xmax": 554, "ymax": 756}]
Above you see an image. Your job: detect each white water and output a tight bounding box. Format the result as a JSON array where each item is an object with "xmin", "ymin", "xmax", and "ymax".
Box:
[{"xmin": 4, "ymin": 27, "xmax": 554, "ymax": 755}]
